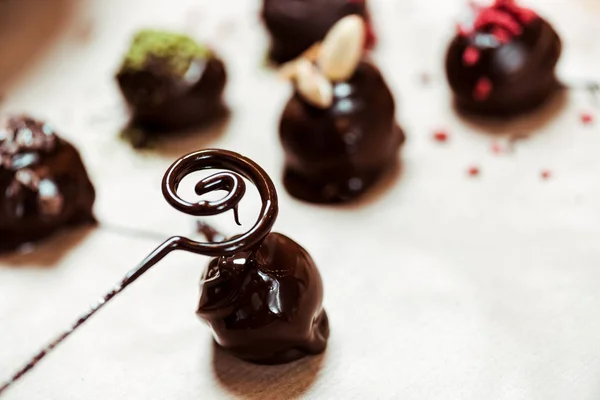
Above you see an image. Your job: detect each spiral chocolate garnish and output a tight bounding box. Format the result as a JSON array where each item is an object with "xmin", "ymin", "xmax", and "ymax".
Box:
[
  {"xmin": 261, "ymin": 0, "xmax": 376, "ymax": 64},
  {"xmin": 0, "ymin": 115, "xmax": 96, "ymax": 253},
  {"xmin": 0, "ymin": 149, "xmax": 328, "ymax": 395},
  {"xmin": 445, "ymin": 0, "xmax": 562, "ymax": 116}
]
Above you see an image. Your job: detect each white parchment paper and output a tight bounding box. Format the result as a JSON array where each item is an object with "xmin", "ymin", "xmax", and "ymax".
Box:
[{"xmin": 1, "ymin": 0, "xmax": 600, "ymax": 399}]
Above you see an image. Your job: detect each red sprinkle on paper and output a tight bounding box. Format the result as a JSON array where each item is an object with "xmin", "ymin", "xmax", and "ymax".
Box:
[
  {"xmin": 463, "ymin": 46, "xmax": 480, "ymax": 66},
  {"xmin": 433, "ymin": 130, "xmax": 449, "ymax": 143},
  {"xmin": 468, "ymin": 166, "xmax": 480, "ymax": 177},
  {"xmin": 491, "ymin": 142, "xmax": 503, "ymax": 154},
  {"xmin": 581, "ymin": 113, "xmax": 594, "ymax": 125},
  {"xmin": 474, "ymin": 77, "xmax": 493, "ymax": 100},
  {"xmin": 541, "ymin": 170, "xmax": 552, "ymax": 180}
]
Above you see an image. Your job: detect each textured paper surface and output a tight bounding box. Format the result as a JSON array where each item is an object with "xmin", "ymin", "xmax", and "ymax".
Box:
[{"xmin": 1, "ymin": 0, "xmax": 600, "ymax": 399}]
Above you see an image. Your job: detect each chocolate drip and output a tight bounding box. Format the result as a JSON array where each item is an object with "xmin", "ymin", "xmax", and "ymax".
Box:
[{"xmin": 0, "ymin": 149, "xmax": 279, "ymax": 395}]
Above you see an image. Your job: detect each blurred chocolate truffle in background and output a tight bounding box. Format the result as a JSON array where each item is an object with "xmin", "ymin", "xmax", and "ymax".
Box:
[
  {"xmin": 278, "ymin": 16, "xmax": 404, "ymax": 204},
  {"xmin": 0, "ymin": 116, "xmax": 95, "ymax": 253},
  {"xmin": 261, "ymin": 0, "xmax": 376, "ymax": 64},
  {"xmin": 445, "ymin": 0, "xmax": 562, "ymax": 117},
  {"xmin": 116, "ymin": 30, "xmax": 227, "ymax": 134}
]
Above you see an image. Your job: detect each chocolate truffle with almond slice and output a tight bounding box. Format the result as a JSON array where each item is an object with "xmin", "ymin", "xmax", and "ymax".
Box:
[
  {"xmin": 116, "ymin": 29, "xmax": 227, "ymax": 133},
  {"xmin": 445, "ymin": 0, "xmax": 562, "ymax": 116},
  {"xmin": 278, "ymin": 16, "xmax": 404, "ymax": 204}
]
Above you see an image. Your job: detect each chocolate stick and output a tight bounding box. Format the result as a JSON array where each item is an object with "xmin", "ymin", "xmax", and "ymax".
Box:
[{"xmin": 0, "ymin": 238, "xmax": 180, "ymax": 396}]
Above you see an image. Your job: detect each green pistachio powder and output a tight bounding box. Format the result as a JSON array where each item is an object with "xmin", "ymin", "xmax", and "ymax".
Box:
[{"xmin": 120, "ymin": 30, "xmax": 211, "ymax": 76}]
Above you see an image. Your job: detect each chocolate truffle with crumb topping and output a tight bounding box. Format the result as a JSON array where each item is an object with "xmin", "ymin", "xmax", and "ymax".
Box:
[
  {"xmin": 0, "ymin": 116, "xmax": 95, "ymax": 253},
  {"xmin": 117, "ymin": 30, "xmax": 227, "ymax": 132},
  {"xmin": 445, "ymin": 0, "xmax": 562, "ymax": 116}
]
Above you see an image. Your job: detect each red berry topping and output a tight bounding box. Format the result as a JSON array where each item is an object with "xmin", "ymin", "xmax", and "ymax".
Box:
[
  {"xmin": 468, "ymin": 166, "xmax": 480, "ymax": 177},
  {"xmin": 581, "ymin": 112, "xmax": 594, "ymax": 125},
  {"xmin": 463, "ymin": 46, "xmax": 480, "ymax": 66},
  {"xmin": 474, "ymin": 77, "xmax": 493, "ymax": 100},
  {"xmin": 433, "ymin": 130, "xmax": 449, "ymax": 142}
]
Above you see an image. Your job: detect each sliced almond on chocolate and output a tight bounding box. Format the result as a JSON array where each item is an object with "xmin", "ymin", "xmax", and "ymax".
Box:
[
  {"xmin": 295, "ymin": 59, "xmax": 333, "ymax": 109},
  {"xmin": 318, "ymin": 15, "xmax": 366, "ymax": 82},
  {"xmin": 278, "ymin": 43, "xmax": 323, "ymax": 80}
]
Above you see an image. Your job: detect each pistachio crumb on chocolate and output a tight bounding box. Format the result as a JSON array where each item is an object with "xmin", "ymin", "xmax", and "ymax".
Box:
[{"xmin": 120, "ymin": 29, "xmax": 211, "ymax": 77}]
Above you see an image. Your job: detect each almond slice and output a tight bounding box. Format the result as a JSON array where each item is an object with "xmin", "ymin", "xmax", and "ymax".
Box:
[
  {"xmin": 278, "ymin": 43, "xmax": 323, "ymax": 80},
  {"xmin": 295, "ymin": 59, "xmax": 333, "ymax": 109},
  {"xmin": 318, "ymin": 15, "xmax": 366, "ymax": 82}
]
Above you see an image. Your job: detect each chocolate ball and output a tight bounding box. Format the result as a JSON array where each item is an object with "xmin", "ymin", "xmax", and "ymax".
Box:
[
  {"xmin": 0, "ymin": 116, "xmax": 95, "ymax": 253},
  {"xmin": 116, "ymin": 30, "xmax": 227, "ymax": 132},
  {"xmin": 197, "ymin": 233, "xmax": 329, "ymax": 364},
  {"xmin": 280, "ymin": 61, "xmax": 404, "ymax": 204},
  {"xmin": 261, "ymin": 0, "xmax": 375, "ymax": 64},
  {"xmin": 445, "ymin": 0, "xmax": 562, "ymax": 116}
]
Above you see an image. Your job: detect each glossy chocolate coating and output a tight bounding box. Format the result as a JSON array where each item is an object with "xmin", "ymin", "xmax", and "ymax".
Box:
[
  {"xmin": 117, "ymin": 56, "xmax": 227, "ymax": 131},
  {"xmin": 262, "ymin": 0, "xmax": 372, "ymax": 64},
  {"xmin": 197, "ymin": 232, "xmax": 328, "ymax": 364},
  {"xmin": 0, "ymin": 116, "xmax": 95, "ymax": 253},
  {"xmin": 0, "ymin": 149, "xmax": 327, "ymax": 394},
  {"xmin": 280, "ymin": 61, "xmax": 405, "ymax": 204},
  {"xmin": 163, "ymin": 150, "xmax": 329, "ymax": 363},
  {"xmin": 445, "ymin": 5, "xmax": 561, "ymax": 116}
]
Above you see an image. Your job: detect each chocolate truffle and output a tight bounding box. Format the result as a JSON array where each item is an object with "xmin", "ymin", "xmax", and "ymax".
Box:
[
  {"xmin": 0, "ymin": 116, "xmax": 95, "ymax": 253},
  {"xmin": 116, "ymin": 30, "xmax": 227, "ymax": 132},
  {"xmin": 279, "ymin": 16, "xmax": 404, "ymax": 204},
  {"xmin": 161, "ymin": 149, "xmax": 329, "ymax": 364},
  {"xmin": 445, "ymin": 0, "xmax": 562, "ymax": 116},
  {"xmin": 261, "ymin": 0, "xmax": 376, "ymax": 64},
  {"xmin": 197, "ymin": 232, "xmax": 329, "ymax": 364}
]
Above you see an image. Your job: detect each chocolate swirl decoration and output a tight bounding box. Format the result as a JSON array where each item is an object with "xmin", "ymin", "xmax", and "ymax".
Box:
[{"xmin": 0, "ymin": 149, "xmax": 279, "ymax": 396}]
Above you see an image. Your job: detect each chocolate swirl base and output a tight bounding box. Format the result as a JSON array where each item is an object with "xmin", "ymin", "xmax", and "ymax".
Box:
[{"xmin": 198, "ymin": 232, "xmax": 329, "ymax": 364}]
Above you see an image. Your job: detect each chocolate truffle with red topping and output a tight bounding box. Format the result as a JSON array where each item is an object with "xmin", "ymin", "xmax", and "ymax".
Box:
[
  {"xmin": 445, "ymin": 0, "xmax": 562, "ymax": 116},
  {"xmin": 0, "ymin": 116, "xmax": 96, "ymax": 253},
  {"xmin": 261, "ymin": 0, "xmax": 376, "ymax": 64}
]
